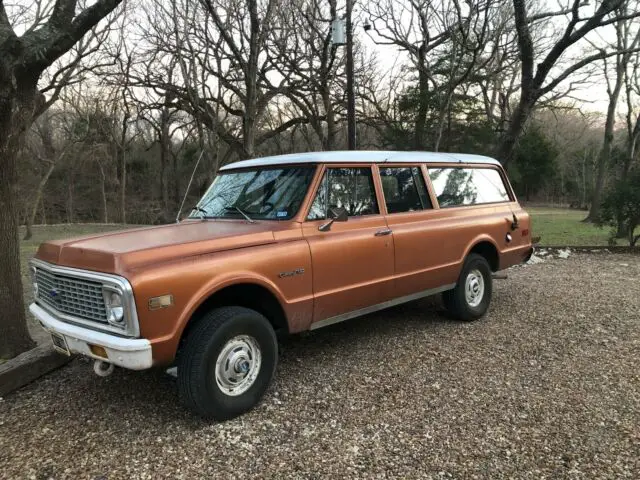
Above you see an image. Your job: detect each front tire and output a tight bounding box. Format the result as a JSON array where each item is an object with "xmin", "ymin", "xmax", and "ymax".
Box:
[
  {"xmin": 442, "ymin": 253, "xmax": 492, "ymax": 321},
  {"xmin": 177, "ymin": 306, "xmax": 277, "ymax": 420}
]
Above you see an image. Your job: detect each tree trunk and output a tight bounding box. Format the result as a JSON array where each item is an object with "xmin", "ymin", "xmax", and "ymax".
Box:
[
  {"xmin": 497, "ymin": 95, "xmax": 534, "ymax": 167},
  {"xmin": 102, "ymin": 178, "xmax": 108, "ymax": 223},
  {"xmin": 0, "ymin": 0, "xmax": 124, "ymax": 360},
  {"xmin": 67, "ymin": 177, "xmax": 74, "ymax": 223},
  {"xmin": 24, "ymin": 216, "xmax": 33, "ymax": 242},
  {"xmin": 98, "ymin": 163, "xmax": 108, "ymax": 223},
  {"xmin": 172, "ymin": 151, "xmax": 180, "ymax": 207},
  {"xmin": 586, "ymin": 75, "xmax": 624, "ymax": 222},
  {"xmin": 434, "ymin": 90, "xmax": 454, "ymax": 152},
  {"xmin": 322, "ymin": 85, "xmax": 336, "ymax": 151},
  {"xmin": 0, "ymin": 90, "xmax": 37, "ymax": 359},
  {"xmin": 242, "ymin": 109, "xmax": 256, "ymax": 160},
  {"xmin": 414, "ymin": 48, "xmax": 429, "ymax": 150},
  {"xmin": 117, "ymin": 112, "xmax": 129, "ymax": 224},
  {"xmin": 24, "ymin": 161, "xmax": 55, "ymax": 240},
  {"xmin": 119, "ymin": 146, "xmax": 126, "ymax": 224},
  {"xmin": 587, "ymin": 141, "xmax": 611, "ymax": 223},
  {"xmin": 0, "ymin": 154, "xmax": 34, "ymax": 359},
  {"xmin": 160, "ymin": 135, "xmax": 170, "ymax": 219},
  {"xmin": 581, "ymin": 152, "xmax": 587, "ymax": 209},
  {"xmin": 40, "ymin": 196, "xmax": 46, "ymax": 224}
]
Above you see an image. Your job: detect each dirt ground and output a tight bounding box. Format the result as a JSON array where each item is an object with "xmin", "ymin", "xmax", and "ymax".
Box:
[{"xmin": 2, "ymin": 253, "xmax": 639, "ymax": 479}]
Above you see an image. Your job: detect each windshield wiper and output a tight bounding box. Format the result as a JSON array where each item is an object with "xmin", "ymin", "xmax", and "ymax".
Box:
[
  {"xmin": 189, "ymin": 206, "xmax": 208, "ymax": 220},
  {"xmin": 224, "ymin": 206, "xmax": 256, "ymax": 224}
]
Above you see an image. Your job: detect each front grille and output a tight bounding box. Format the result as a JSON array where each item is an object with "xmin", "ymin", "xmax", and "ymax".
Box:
[{"xmin": 36, "ymin": 268, "xmax": 108, "ymax": 322}]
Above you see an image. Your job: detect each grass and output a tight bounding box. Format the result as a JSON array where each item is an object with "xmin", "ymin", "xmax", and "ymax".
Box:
[{"xmin": 527, "ymin": 207, "xmax": 627, "ymax": 247}]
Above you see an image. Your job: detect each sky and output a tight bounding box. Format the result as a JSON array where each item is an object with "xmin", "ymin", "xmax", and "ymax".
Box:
[
  {"xmin": 352, "ymin": 0, "xmax": 627, "ymax": 117},
  {"xmin": 6, "ymin": 0, "xmax": 632, "ymax": 120}
]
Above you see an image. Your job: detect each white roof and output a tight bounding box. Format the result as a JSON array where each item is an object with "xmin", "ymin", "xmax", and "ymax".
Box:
[{"xmin": 219, "ymin": 150, "xmax": 501, "ymax": 171}]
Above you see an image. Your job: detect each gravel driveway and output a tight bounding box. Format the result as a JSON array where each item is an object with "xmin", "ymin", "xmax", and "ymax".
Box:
[{"xmin": 1, "ymin": 254, "xmax": 639, "ymax": 479}]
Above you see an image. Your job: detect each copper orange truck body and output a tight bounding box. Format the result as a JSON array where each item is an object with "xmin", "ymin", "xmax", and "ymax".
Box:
[{"xmin": 30, "ymin": 151, "xmax": 532, "ymax": 419}]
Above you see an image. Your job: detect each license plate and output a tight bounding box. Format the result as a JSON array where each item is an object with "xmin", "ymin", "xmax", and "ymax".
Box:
[{"xmin": 51, "ymin": 332, "xmax": 71, "ymax": 356}]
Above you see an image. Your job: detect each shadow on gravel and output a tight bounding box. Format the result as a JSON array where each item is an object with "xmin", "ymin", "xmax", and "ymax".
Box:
[
  {"xmin": 12, "ymin": 296, "xmax": 458, "ymax": 429},
  {"xmin": 279, "ymin": 296, "xmax": 451, "ymax": 356}
]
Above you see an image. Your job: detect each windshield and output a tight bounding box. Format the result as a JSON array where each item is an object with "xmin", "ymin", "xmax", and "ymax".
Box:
[{"xmin": 189, "ymin": 166, "xmax": 315, "ymax": 221}]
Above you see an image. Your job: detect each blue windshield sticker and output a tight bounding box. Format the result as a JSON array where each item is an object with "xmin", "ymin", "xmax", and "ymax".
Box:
[{"xmin": 276, "ymin": 211, "xmax": 288, "ymax": 218}]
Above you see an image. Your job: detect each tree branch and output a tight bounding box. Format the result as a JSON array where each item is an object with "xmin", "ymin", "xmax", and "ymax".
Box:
[
  {"xmin": 512, "ymin": 0, "xmax": 534, "ymax": 88},
  {"xmin": 50, "ymin": 0, "xmax": 78, "ymax": 28},
  {"xmin": 23, "ymin": 0, "xmax": 123, "ymax": 71},
  {"xmin": 256, "ymin": 115, "xmax": 325, "ymax": 146},
  {"xmin": 540, "ymin": 47, "xmax": 640, "ymax": 97}
]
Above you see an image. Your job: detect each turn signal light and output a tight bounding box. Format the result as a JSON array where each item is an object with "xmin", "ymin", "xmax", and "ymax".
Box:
[
  {"xmin": 149, "ymin": 294, "xmax": 174, "ymax": 310},
  {"xmin": 89, "ymin": 344, "xmax": 108, "ymax": 359}
]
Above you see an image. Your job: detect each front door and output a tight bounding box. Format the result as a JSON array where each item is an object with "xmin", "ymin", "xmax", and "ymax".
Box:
[{"xmin": 302, "ymin": 166, "xmax": 395, "ymax": 325}]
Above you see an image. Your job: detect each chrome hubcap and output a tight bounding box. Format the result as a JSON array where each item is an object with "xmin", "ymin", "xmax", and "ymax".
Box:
[
  {"xmin": 465, "ymin": 269, "xmax": 485, "ymax": 308},
  {"xmin": 215, "ymin": 335, "xmax": 261, "ymax": 396}
]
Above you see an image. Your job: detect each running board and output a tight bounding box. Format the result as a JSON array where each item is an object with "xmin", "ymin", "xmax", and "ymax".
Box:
[{"xmin": 310, "ymin": 283, "xmax": 456, "ymax": 330}]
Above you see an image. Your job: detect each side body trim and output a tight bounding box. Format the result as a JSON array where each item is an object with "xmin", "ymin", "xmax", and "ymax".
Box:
[{"xmin": 310, "ymin": 283, "xmax": 456, "ymax": 330}]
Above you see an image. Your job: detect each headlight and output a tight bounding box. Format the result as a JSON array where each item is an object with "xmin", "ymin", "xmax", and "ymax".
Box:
[{"xmin": 104, "ymin": 290, "xmax": 125, "ymax": 325}]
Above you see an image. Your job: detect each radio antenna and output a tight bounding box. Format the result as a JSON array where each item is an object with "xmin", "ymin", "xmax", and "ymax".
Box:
[{"xmin": 175, "ymin": 149, "xmax": 206, "ymax": 223}]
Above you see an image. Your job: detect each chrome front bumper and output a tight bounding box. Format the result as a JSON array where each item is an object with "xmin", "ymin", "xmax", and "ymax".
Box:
[{"xmin": 30, "ymin": 303, "xmax": 153, "ymax": 370}]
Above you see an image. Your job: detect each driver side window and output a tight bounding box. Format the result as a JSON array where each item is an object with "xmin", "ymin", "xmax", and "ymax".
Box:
[{"xmin": 307, "ymin": 167, "xmax": 379, "ymax": 220}]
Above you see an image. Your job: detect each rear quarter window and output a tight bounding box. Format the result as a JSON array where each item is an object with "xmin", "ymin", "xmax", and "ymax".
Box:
[{"xmin": 428, "ymin": 167, "xmax": 510, "ymax": 207}]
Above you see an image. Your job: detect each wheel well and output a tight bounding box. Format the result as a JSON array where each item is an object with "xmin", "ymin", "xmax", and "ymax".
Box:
[
  {"xmin": 180, "ymin": 284, "xmax": 289, "ymax": 346},
  {"xmin": 470, "ymin": 241, "xmax": 499, "ymax": 272}
]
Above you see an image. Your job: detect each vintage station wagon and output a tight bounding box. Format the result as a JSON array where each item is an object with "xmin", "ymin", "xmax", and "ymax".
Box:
[{"xmin": 30, "ymin": 151, "xmax": 533, "ymax": 419}]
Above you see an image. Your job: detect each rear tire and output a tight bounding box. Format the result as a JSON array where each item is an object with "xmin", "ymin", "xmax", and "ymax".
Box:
[
  {"xmin": 442, "ymin": 253, "xmax": 492, "ymax": 321},
  {"xmin": 177, "ymin": 306, "xmax": 277, "ymax": 420}
]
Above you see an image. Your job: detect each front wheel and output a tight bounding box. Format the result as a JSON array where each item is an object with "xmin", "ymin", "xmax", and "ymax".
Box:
[
  {"xmin": 442, "ymin": 253, "xmax": 492, "ymax": 321},
  {"xmin": 177, "ymin": 306, "xmax": 278, "ymax": 420}
]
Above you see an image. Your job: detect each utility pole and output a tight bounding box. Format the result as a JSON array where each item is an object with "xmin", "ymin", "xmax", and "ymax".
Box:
[{"xmin": 346, "ymin": 0, "xmax": 356, "ymax": 150}]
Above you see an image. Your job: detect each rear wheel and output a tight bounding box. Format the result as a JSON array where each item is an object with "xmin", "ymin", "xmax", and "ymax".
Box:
[
  {"xmin": 442, "ymin": 253, "xmax": 492, "ymax": 321},
  {"xmin": 177, "ymin": 306, "xmax": 277, "ymax": 420}
]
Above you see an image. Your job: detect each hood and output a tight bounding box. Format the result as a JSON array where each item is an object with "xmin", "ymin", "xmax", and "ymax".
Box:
[{"xmin": 35, "ymin": 220, "xmax": 283, "ymax": 275}]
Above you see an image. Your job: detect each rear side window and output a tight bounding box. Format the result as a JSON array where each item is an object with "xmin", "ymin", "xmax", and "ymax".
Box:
[
  {"xmin": 307, "ymin": 167, "xmax": 379, "ymax": 220},
  {"xmin": 379, "ymin": 167, "xmax": 432, "ymax": 213},
  {"xmin": 428, "ymin": 167, "xmax": 510, "ymax": 207}
]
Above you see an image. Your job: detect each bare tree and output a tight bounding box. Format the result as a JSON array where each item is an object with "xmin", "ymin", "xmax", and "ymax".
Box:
[
  {"xmin": 365, "ymin": 0, "xmax": 453, "ymax": 149},
  {"xmin": 622, "ymin": 52, "xmax": 640, "ymax": 176},
  {"xmin": 134, "ymin": 0, "xmax": 324, "ymax": 162},
  {"xmin": 586, "ymin": 1, "xmax": 640, "ymax": 221},
  {"xmin": 499, "ymin": 0, "xmax": 640, "ymax": 165},
  {"xmin": 23, "ymin": 111, "xmax": 72, "ymax": 240},
  {"xmin": 0, "ymin": 0, "xmax": 124, "ymax": 359},
  {"xmin": 138, "ymin": 91, "xmax": 182, "ymax": 220},
  {"xmin": 276, "ymin": 0, "xmax": 343, "ymax": 150}
]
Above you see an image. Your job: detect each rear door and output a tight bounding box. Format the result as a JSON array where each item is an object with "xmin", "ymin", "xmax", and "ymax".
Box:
[
  {"xmin": 303, "ymin": 165, "xmax": 395, "ymax": 325},
  {"xmin": 378, "ymin": 164, "xmax": 458, "ymax": 298}
]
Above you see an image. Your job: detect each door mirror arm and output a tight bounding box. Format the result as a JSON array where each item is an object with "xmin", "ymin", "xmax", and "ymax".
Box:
[
  {"xmin": 319, "ymin": 219, "xmax": 334, "ymax": 232},
  {"xmin": 318, "ymin": 207, "xmax": 348, "ymax": 231}
]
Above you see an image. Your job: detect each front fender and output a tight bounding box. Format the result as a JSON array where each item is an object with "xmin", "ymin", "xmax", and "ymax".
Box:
[
  {"xmin": 175, "ymin": 271, "xmax": 289, "ymax": 340},
  {"xmin": 131, "ymin": 240, "xmax": 313, "ymax": 365}
]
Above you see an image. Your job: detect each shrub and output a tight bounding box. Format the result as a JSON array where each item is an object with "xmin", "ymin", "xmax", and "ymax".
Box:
[
  {"xmin": 510, "ymin": 126, "xmax": 558, "ymax": 201},
  {"xmin": 599, "ymin": 169, "xmax": 640, "ymax": 247}
]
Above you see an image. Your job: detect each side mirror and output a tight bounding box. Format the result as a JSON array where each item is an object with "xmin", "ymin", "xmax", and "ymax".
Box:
[
  {"xmin": 319, "ymin": 207, "xmax": 348, "ymax": 231},
  {"xmin": 328, "ymin": 207, "xmax": 348, "ymax": 222}
]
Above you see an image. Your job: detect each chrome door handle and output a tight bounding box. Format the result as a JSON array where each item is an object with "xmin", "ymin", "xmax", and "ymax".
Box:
[{"xmin": 375, "ymin": 228, "xmax": 393, "ymax": 236}]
